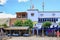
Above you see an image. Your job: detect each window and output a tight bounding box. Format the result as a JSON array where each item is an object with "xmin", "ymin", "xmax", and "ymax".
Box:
[
  {"xmin": 18, "ymin": 16, "xmax": 21, "ymax": 18},
  {"xmin": 38, "ymin": 18, "xmax": 58, "ymax": 23},
  {"xmin": 40, "ymin": 14, "xmax": 43, "ymax": 16},
  {"xmin": 52, "ymin": 13, "xmax": 55, "ymax": 16},
  {"xmin": 31, "ymin": 13, "xmax": 34, "ymax": 16},
  {"xmin": 22, "ymin": 14, "xmax": 26, "ymax": 18},
  {"xmin": 54, "ymin": 18, "xmax": 55, "ymax": 22},
  {"xmin": 56, "ymin": 18, "xmax": 58, "ymax": 21}
]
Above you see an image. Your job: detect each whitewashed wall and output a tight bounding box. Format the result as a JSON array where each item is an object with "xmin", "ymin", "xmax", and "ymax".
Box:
[{"xmin": 26, "ymin": 9, "xmax": 38, "ymax": 22}]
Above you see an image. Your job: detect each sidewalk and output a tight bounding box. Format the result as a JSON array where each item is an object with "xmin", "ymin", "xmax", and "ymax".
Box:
[{"xmin": 7, "ymin": 36, "xmax": 60, "ymax": 40}]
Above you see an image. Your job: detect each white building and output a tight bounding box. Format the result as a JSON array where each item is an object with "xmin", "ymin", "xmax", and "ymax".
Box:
[{"xmin": 27, "ymin": 9, "xmax": 60, "ymax": 24}]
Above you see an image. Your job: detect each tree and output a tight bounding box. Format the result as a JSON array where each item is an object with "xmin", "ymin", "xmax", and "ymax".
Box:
[
  {"xmin": 42, "ymin": 21, "xmax": 52, "ymax": 36},
  {"xmin": 14, "ymin": 20, "xmax": 23, "ymax": 26},
  {"xmin": 58, "ymin": 22, "xmax": 60, "ymax": 26},
  {"xmin": 23, "ymin": 19, "xmax": 33, "ymax": 34},
  {"xmin": 23, "ymin": 19, "xmax": 33, "ymax": 28},
  {"xmin": 42, "ymin": 21, "xmax": 52, "ymax": 28},
  {"xmin": 2, "ymin": 24, "xmax": 8, "ymax": 28},
  {"xmin": 14, "ymin": 19, "xmax": 33, "ymax": 34}
]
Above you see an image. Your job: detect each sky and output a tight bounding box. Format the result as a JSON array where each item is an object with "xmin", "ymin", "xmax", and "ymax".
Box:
[{"xmin": 0, "ymin": 0, "xmax": 60, "ymax": 18}]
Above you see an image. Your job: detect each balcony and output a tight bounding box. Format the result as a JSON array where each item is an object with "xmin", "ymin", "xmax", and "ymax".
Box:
[{"xmin": 16, "ymin": 12, "xmax": 27, "ymax": 19}]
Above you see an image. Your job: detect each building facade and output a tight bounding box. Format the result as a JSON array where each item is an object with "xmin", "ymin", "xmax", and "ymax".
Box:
[
  {"xmin": 1, "ymin": 9, "xmax": 60, "ymax": 26},
  {"xmin": 9, "ymin": 12, "xmax": 27, "ymax": 26},
  {"xmin": 8, "ymin": 9, "xmax": 60, "ymax": 26},
  {"xmin": 27, "ymin": 9, "xmax": 60, "ymax": 23}
]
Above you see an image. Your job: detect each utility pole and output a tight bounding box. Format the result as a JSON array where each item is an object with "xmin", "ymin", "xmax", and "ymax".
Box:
[
  {"xmin": 30, "ymin": 0, "xmax": 34, "ymax": 9},
  {"xmin": 42, "ymin": 0, "xmax": 44, "ymax": 37},
  {"xmin": 42, "ymin": 0, "xmax": 44, "ymax": 12}
]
